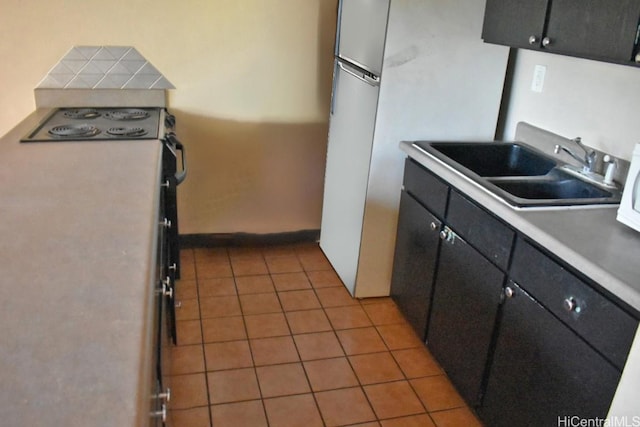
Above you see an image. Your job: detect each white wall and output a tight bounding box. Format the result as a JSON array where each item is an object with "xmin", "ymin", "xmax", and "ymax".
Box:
[{"xmin": 500, "ymin": 49, "xmax": 640, "ymax": 160}]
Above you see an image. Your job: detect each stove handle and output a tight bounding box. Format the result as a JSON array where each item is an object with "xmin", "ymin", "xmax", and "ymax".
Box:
[
  {"xmin": 166, "ymin": 133, "xmax": 187, "ymax": 185},
  {"xmin": 175, "ymin": 141, "xmax": 186, "ymax": 185}
]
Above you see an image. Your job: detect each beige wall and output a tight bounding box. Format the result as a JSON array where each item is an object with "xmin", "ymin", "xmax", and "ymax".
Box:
[{"xmin": 0, "ymin": 0, "xmax": 338, "ymax": 235}]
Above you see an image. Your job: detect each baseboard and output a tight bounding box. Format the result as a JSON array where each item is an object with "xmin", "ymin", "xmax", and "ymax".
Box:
[{"xmin": 179, "ymin": 229, "xmax": 321, "ymax": 248}]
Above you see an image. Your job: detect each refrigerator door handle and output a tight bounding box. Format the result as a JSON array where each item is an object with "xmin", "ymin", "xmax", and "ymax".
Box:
[
  {"xmin": 338, "ymin": 61, "xmax": 380, "ymax": 87},
  {"xmin": 331, "ymin": 60, "xmax": 339, "ymax": 115}
]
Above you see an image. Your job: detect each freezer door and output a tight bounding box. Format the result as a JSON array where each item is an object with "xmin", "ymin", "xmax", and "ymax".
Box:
[
  {"xmin": 320, "ymin": 60, "xmax": 380, "ymax": 295},
  {"xmin": 336, "ymin": 0, "xmax": 389, "ymax": 75}
]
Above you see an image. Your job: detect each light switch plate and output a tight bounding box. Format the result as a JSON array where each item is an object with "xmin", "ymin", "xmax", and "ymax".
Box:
[{"xmin": 531, "ymin": 65, "xmax": 546, "ymax": 93}]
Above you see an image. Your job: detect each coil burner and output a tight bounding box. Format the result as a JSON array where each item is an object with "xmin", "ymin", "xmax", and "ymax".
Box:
[
  {"xmin": 48, "ymin": 124, "xmax": 101, "ymax": 138},
  {"xmin": 62, "ymin": 108, "xmax": 101, "ymax": 120},
  {"xmin": 103, "ymin": 109, "xmax": 150, "ymax": 121},
  {"xmin": 21, "ymin": 107, "xmax": 161, "ymax": 142},
  {"xmin": 107, "ymin": 127, "xmax": 148, "ymax": 137}
]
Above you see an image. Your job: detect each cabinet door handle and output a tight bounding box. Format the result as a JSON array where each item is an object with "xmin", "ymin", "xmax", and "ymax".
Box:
[
  {"xmin": 542, "ymin": 37, "xmax": 552, "ymax": 47},
  {"xmin": 563, "ymin": 297, "xmax": 581, "ymax": 313},
  {"xmin": 439, "ymin": 227, "xmax": 456, "ymax": 243},
  {"xmin": 528, "ymin": 35, "xmax": 539, "ymax": 45},
  {"xmin": 504, "ymin": 286, "xmax": 515, "ymax": 299},
  {"xmin": 430, "ymin": 222, "xmax": 438, "ymax": 231}
]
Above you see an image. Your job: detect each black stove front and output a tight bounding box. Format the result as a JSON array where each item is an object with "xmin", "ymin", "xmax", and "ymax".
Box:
[{"xmin": 21, "ymin": 107, "xmax": 162, "ymax": 142}]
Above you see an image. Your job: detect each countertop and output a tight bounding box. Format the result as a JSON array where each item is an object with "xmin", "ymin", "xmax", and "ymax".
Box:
[
  {"xmin": 0, "ymin": 110, "xmax": 164, "ymax": 426},
  {"xmin": 400, "ymin": 141, "xmax": 640, "ymax": 313}
]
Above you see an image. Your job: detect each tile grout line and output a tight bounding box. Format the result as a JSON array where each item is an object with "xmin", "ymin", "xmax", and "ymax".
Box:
[
  {"xmin": 195, "ymin": 247, "xmax": 218, "ymax": 427},
  {"xmin": 179, "ymin": 244, "xmax": 476, "ymax": 426},
  {"xmin": 271, "ymin": 249, "xmax": 328, "ymax": 427},
  {"xmin": 299, "ymin": 253, "xmax": 386, "ymax": 426},
  {"xmin": 234, "ymin": 250, "xmax": 273, "ymax": 427},
  {"xmin": 169, "ymin": 249, "xmax": 213, "ymax": 422}
]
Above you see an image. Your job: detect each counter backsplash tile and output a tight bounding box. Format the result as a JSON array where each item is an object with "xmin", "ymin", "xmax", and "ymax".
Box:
[{"xmin": 36, "ymin": 46, "xmax": 175, "ymax": 90}]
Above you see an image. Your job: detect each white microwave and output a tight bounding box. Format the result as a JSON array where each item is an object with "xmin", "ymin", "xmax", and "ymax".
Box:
[{"xmin": 617, "ymin": 143, "xmax": 640, "ymax": 232}]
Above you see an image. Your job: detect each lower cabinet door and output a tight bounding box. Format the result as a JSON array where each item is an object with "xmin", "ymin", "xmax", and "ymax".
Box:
[
  {"xmin": 390, "ymin": 191, "xmax": 441, "ymax": 340},
  {"xmin": 427, "ymin": 228, "xmax": 504, "ymax": 406},
  {"xmin": 480, "ymin": 282, "xmax": 621, "ymax": 427}
]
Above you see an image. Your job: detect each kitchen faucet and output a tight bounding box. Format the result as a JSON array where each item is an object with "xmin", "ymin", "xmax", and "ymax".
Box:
[{"xmin": 554, "ymin": 137, "xmax": 597, "ymax": 172}]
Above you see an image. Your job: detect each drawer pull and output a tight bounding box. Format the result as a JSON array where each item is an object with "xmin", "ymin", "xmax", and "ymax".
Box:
[{"xmin": 563, "ymin": 297, "xmax": 581, "ymax": 313}]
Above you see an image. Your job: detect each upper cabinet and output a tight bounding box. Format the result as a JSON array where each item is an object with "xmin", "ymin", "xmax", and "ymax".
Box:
[{"xmin": 482, "ymin": 0, "xmax": 640, "ymax": 65}]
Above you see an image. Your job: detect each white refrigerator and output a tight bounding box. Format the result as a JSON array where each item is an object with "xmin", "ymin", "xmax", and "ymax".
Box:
[{"xmin": 320, "ymin": 0, "xmax": 510, "ymax": 298}]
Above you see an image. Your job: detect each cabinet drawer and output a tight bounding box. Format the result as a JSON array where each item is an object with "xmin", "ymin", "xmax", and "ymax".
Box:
[
  {"xmin": 511, "ymin": 238, "xmax": 638, "ymax": 370},
  {"xmin": 446, "ymin": 190, "xmax": 514, "ymax": 270},
  {"xmin": 403, "ymin": 158, "xmax": 449, "ymax": 219}
]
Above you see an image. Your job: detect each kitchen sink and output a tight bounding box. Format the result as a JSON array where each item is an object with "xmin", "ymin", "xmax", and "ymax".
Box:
[
  {"xmin": 490, "ymin": 175, "xmax": 613, "ymax": 202},
  {"xmin": 428, "ymin": 142, "xmax": 556, "ymax": 177},
  {"xmin": 412, "ymin": 141, "xmax": 622, "ymax": 208}
]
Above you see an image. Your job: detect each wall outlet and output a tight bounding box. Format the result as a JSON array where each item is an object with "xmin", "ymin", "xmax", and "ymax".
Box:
[{"xmin": 531, "ymin": 65, "xmax": 546, "ymax": 93}]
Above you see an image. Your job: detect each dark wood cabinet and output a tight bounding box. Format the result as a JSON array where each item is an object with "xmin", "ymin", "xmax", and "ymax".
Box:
[
  {"xmin": 427, "ymin": 227, "xmax": 504, "ymax": 406},
  {"xmin": 511, "ymin": 238, "xmax": 638, "ymax": 371},
  {"xmin": 545, "ymin": 0, "xmax": 640, "ymax": 62},
  {"xmin": 481, "ymin": 0, "xmax": 549, "ymax": 50},
  {"xmin": 482, "ymin": 0, "xmax": 640, "ymax": 64},
  {"xmin": 480, "ymin": 281, "xmax": 621, "ymax": 426},
  {"xmin": 391, "ymin": 157, "xmax": 638, "ymax": 424},
  {"xmin": 390, "ymin": 191, "xmax": 442, "ymax": 340},
  {"xmin": 403, "ymin": 158, "xmax": 449, "ymax": 218},
  {"xmin": 446, "ymin": 190, "xmax": 514, "ymax": 270}
]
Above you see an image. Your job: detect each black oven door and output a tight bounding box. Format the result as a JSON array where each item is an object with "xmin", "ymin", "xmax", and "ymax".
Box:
[{"xmin": 161, "ymin": 132, "xmax": 186, "ymax": 345}]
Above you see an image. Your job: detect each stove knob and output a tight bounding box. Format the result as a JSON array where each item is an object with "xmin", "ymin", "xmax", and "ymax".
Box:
[
  {"xmin": 150, "ymin": 404, "xmax": 167, "ymax": 422},
  {"xmin": 154, "ymin": 388, "xmax": 171, "ymax": 402}
]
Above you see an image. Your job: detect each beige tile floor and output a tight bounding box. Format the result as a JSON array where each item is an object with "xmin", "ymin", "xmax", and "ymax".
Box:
[{"xmin": 167, "ymin": 243, "xmax": 483, "ymax": 427}]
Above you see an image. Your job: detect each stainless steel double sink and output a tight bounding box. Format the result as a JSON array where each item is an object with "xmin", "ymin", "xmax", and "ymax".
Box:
[{"xmin": 413, "ymin": 141, "xmax": 622, "ymax": 208}]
